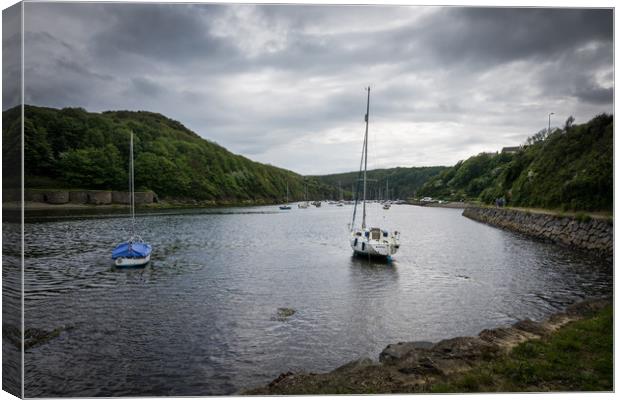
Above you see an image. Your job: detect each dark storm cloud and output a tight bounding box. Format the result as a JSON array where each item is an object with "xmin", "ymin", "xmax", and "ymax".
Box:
[
  {"xmin": 16, "ymin": 3, "xmax": 614, "ymax": 174},
  {"xmin": 3, "ymin": 3, "xmax": 22, "ymax": 109},
  {"xmin": 130, "ymin": 77, "xmax": 164, "ymax": 97},
  {"xmin": 420, "ymin": 8, "xmax": 612, "ymax": 65},
  {"xmin": 89, "ymin": 4, "xmax": 238, "ymax": 64},
  {"xmin": 573, "ymin": 77, "xmax": 613, "ymax": 104}
]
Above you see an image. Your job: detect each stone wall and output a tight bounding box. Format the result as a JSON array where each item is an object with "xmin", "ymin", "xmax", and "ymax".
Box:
[
  {"xmin": 463, "ymin": 207, "xmax": 613, "ymax": 258},
  {"xmin": 112, "ymin": 191, "xmax": 130, "ymax": 204},
  {"xmin": 18, "ymin": 189, "xmax": 156, "ymax": 206}
]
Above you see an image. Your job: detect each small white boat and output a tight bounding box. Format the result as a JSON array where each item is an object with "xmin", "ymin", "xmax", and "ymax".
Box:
[
  {"xmin": 298, "ymin": 184, "xmax": 309, "ymax": 208},
  {"xmin": 383, "ymin": 178, "xmax": 391, "ymax": 209},
  {"xmin": 349, "ymin": 87, "xmax": 400, "ymax": 259}
]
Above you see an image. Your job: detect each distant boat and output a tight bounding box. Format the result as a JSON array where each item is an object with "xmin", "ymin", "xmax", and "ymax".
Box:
[
  {"xmin": 112, "ymin": 131, "xmax": 152, "ymax": 267},
  {"xmin": 298, "ymin": 184, "xmax": 309, "ymax": 209},
  {"xmin": 350, "ymin": 87, "xmax": 400, "ymax": 259},
  {"xmin": 312, "ymin": 200, "xmax": 322, "ymax": 207},
  {"xmin": 280, "ymin": 181, "xmax": 292, "ymax": 210},
  {"xmin": 383, "ymin": 178, "xmax": 391, "ymax": 210}
]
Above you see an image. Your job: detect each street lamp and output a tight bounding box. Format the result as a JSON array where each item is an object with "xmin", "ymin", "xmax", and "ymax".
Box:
[{"xmin": 548, "ymin": 112, "xmax": 554, "ymax": 134}]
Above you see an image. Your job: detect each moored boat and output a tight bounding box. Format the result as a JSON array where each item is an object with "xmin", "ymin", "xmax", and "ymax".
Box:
[
  {"xmin": 279, "ymin": 181, "xmax": 292, "ymax": 210},
  {"xmin": 349, "ymin": 87, "xmax": 400, "ymax": 260},
  {"xmin": 112, "ymin": 131, "xmax": 153, "ymax": 267}
]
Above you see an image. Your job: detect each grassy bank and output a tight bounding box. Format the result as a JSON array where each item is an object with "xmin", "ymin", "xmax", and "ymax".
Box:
[
  {"xmin": 245, "ymin": 301, "xmax": 612, "ymax": 394},
  {"xmin": 429, "ymin": 305, "xmax": 613, "ymax": 393}
]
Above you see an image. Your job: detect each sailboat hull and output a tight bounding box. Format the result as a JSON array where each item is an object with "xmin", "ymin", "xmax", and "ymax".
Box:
[
  {"xmin": 114, "ymin": 254, "xmax": 151, "ymax": 267},
  {"xmin": 350, "ymin": 229, "xmax": 400, "ymax": 258},
  {"xmin": 112, "ymin": 241, "xmax": 152, "ymax": 267}
]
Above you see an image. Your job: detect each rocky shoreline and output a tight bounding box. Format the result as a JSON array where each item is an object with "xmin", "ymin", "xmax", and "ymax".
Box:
[{"xmin": 244, "ymin": 298, "xmax": 611, "ymax": 394}]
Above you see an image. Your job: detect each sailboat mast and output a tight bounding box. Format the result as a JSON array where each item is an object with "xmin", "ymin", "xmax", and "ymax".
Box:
[
  {"xmin": 130, "ymin": 131, "xmax": 136, "ymax": 237},
  {"xmin": 362, "ymin": 86, "xmax": 370, "ymax": 229},
  {"xmin": 386, "ymin": 177, "xmax": 389, "ymax": 201}
]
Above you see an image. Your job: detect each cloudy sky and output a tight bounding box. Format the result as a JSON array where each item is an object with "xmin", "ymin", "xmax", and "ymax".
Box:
[{"xmin": 5, "ymin": 2, "xmax": 614, "ymax": 174}]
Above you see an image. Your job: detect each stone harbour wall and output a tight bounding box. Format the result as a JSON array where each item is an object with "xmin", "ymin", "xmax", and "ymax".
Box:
[
  {"xmin": 462, "ymin": 207, "xmax": 613, "ymax": 258},
  {"xmin": 19, "ymin": 189, "xmax": 156, "ymax": 206}
]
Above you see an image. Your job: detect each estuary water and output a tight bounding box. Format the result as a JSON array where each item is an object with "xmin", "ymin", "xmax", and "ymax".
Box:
[{"xmin": 20, "ymin": 204, "xmax": 611, "ymax": 396}]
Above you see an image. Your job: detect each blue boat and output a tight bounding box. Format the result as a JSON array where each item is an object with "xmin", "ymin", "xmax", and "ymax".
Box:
[
  {"xmin": 112, "ymin": 131, "xmax": 153, "ymax": 267},
  {"xmin": 112, "ymin": 240, "xmax": 152, "ymax": 267},
  {"xmin": 279, "ymin": 181, "xmax": 292, "ymax": 210}
]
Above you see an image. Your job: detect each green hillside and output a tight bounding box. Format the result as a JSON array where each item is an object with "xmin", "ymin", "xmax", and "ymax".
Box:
[
  {"xmin": 2, "ymin": 105, "xmax": 336, "ymax": 203},
  {"xmin": 418, "ymin": 114, "xmax": 613, "ymax": 211},
  {"xmin": 313, "ymin": 166, "xmax": 447, "ymax": 201}
]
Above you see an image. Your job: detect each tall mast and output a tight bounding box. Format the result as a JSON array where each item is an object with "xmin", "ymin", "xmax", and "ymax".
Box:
[
  {"xmin": 386, "ymin": 177, "xmax": 389, "ymax": 201},
  {"xmin": 130, "ymin": 130, "xmax": 136, "ymax": 238},
  {"xmin": 362, "ymin": 86, "xmax": 370, "ymax": 229}
]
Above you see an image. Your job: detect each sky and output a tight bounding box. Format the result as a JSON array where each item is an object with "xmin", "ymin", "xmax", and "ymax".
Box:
[{"xmin": 3, "ymin": 2, "xmax": 614, "ymax": 175}]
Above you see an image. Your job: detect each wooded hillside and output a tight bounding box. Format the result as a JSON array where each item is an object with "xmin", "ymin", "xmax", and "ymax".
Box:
[
  {"xmin": 3, "ymin": 105, "xmax": 337, "ymax": 203},
  {"xmin": 418, "ymin": 114, "xmax": 613, "ymax": 211}
]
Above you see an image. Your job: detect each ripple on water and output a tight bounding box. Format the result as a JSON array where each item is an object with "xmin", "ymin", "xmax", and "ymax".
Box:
[{"xmin": 19, "ymin": 205, "xmax": 612, "ymax": 396}]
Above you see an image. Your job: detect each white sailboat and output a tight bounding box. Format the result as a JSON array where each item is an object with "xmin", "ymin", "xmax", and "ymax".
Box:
[
  {"xmin": 336, "ymin": 181, "xmax": 344, "ymax": 206},
  {"xmin": 111, "ymin": 131, "xmax": 152, "ymax": 267},
  {"xmin": 383, "ymin": 177, "xmax": 391, "ymax": 210},
  {"xmin": 298, "ymin": 184, "xmax": 309, "ymax": 208},
  {"xmin": 350, "ymin": 87, "xmax": 400, "ymax": 259}
]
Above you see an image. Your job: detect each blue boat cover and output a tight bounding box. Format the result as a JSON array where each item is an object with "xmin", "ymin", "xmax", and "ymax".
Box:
[{"xmin": 112, "ymin": 242, "xmax": 152, "ymax": 259}]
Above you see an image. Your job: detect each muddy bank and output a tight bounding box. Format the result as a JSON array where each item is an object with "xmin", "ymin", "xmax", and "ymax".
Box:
[{"xmin": 244, "ymin": 298, "xmax": 610, "ymax": 395}]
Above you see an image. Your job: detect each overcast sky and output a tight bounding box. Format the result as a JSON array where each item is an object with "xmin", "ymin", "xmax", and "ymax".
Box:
[{"xmin": 5, "ymin": 3, "xmax": 614, "ymax": 174}]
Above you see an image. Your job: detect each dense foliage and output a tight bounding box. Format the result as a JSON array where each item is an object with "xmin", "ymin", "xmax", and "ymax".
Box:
[
  {"xmin": 3, "ymin": 105, "xmax": 339, "ymax": 202},
  {"xmin": 312, "ymin": 166, "xmax": 447, "ymax": 201},
  {"xmin": 418, "ymin": 114, "xmax": 613, "ymax": 211},
  {"xmin": 4, "ymin": 106, "xmax": 611, "ymax": 211}
]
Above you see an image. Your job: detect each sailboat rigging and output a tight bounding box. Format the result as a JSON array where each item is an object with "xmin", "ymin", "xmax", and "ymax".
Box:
[
  {"xmin": 298, "ymin": 183, "xmax": 309, "ymax": 208},
  {"xmin": 350, "ymin": 87, "xmax": 400, "ymax": 259},
  {"xmin": 383, "ymin": 177, "xmax": 391, "ymax": 209},
  {"xmin": 111, "ymin": 131, "xmax": 152, "ymax": 267},
  {"xmin": 279, "ymin": 181, "xmax": 292, "ymax": 210}
]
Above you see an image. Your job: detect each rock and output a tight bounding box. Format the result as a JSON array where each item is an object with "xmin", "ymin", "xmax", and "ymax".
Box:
[
  {"xmin": 268, "ymin": 372, "xmax": 294, "ymax": 387},
  {"xmin": 276, "ymin": 308, "xmax": 296, "ymax": 321},
  {"xmin": 333, "ymin": 357, "xmax": 375, "ymax": 373},
  {"xmin": 380, "ymin": 341, "xmax": 432, "ymax": 364},
  {"xmin": 512, "ymin": 319, "xmax": 551, "ymax": 336},
  {"xmin": 3, "ymin": 324, "xmax": 74, "ymax": 350},
  {"xmin": 478, "ymin": 327, "xmax": 536, "ymax": 349},
  {"xmin": 431, "ymin": 336, "xmax": 499, "ymax": 360},
  {"xmin": 398, "ymin": 355, "xmax": 444, "ymax": 376},
  {"xmin": 565, "ymin": 297, "xmax": 610, "ymax": 317}
]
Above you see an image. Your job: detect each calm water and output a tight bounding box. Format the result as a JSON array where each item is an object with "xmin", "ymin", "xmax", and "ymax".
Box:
[{"xmin": 21, "ymin": 204, "xmax": 611, "ymax": 396}]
